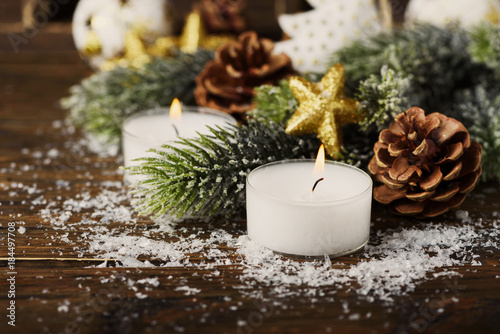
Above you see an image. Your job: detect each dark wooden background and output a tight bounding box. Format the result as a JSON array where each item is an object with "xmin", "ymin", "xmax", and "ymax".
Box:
[{"xmin": 0, "ymin": 1, "xmax": 499, "ymax": 333}]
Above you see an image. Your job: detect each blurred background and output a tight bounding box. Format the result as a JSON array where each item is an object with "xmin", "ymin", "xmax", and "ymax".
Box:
[{"xmin": 0, "ymin": 0, "xmax": 410, "ymax": 53}]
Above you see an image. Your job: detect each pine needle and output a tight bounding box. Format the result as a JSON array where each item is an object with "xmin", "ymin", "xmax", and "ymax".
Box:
[{"xmin": 127, "ymin": 122, "xmax": 319, "ymax": 218}]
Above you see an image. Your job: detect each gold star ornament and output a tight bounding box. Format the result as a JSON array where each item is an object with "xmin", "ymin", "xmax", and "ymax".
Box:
[{"xmin": 285, "ymin": 63, "xmax": 362, "ymax": 159}]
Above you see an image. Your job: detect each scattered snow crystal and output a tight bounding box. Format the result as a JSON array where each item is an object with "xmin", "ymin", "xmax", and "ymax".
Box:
[{"xmin": 31, "ymin": 171, "xmax": 499, "ymax": 304}]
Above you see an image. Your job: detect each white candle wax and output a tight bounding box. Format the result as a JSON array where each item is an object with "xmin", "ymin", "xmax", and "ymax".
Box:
[
  {"xmin": 246, "ymin": 160, "xmax": 373, "ymax": 257},
  {"xmin": 122, "ymin": 107, "xmax": 236, "ymax": 184}
]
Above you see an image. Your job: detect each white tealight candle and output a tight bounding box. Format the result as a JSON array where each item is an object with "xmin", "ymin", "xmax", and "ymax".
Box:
[
  {"xmin": 246, "ymin": 158, "xmax": 373, "ymax": 257},
  {"xmin": 122, "ymin": 102, "xmax": 236, "ymax": 184}
]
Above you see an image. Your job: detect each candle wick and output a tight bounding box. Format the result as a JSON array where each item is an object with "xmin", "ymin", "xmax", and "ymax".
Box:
[
  {"xmin": 172, "ymin": 124, "xmax": 179, "ymax": 137},
  {"xmin": 312, "ymin": 177, "xmax": 324, "ymax": 193}
]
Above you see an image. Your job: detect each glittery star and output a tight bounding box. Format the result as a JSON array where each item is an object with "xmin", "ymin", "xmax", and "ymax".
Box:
[{"xmin": 285, "ymin": 63, "xmax": 361, "ymax": 159}]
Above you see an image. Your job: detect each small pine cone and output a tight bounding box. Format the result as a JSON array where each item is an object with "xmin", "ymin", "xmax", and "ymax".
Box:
[
  {"xmin": 368, "ymin": 107, "xmax": 482, "ymax": 217},
  {"xmin": 194, "ymin": 31, "xmax": 295, "ymax": 115},
  {"xmin": 198, "ymin": 0, "xmax": 246, "ymax": 34}
]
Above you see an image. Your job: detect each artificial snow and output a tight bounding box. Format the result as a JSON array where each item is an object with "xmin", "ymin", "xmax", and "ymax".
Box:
[
  {"xmin": 175, "ymin": 286, "xmax": 202, "ymax": 296},
  {"xmin": 31, "ymin": 183, "xmax": 500, "ymax": 303}
]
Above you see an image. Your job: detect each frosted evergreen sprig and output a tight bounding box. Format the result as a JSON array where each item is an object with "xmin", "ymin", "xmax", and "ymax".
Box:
[
  {"xmin": 468, "ymin": 23, "xmax": 500, "ymax": 77},
  {"xmin": 451, "ymin": 84, "xmax": 500, "ymax": 182},
  {"xmin": 356, "ymin": 65, "xmax": 411, "ymax": 132},
  {"xmin": 332, "ymin": 24, "xmax": 479, "ymax": 110},
  {"xmin": 331, "ymin": 30, "xmax": 395, "ymax": 90},
  {"xmin": 128, "ymin": 122, "xmax": 319, "ymax": 218},
  {"xmin": 61, "ymin": 50, "xmax": 214, "ymax": 144},
  {"xmin": 248, "ymin": 80, "xmax": 298, "ymax": 126}
]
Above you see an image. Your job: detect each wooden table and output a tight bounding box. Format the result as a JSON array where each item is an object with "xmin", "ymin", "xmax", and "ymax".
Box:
[{"xmin": 1, "ymin": 28, "xmax": 499, "ymax": 334}]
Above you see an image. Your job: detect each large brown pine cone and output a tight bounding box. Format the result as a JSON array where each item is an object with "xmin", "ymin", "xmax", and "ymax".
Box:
[
  {"xmin": 368, "ymin": 107, "xmax": 482, "ymax": 217},
  {"xmin": 194, "ymin": 31, "xmax": 295, "ymax": 115}
]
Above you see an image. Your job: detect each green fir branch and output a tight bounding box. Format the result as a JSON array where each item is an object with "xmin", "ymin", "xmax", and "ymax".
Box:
[
  {"xmin": 451, "ymin": 84, "xmax": 500, "ymax": 182},
  {"xmin": 332, "ymin": 24, "xmax": 483, "ymax": 110},
  {"xmin": 249, "ymin": 80, "xmax": 298, "ymax": 126},
  {"xmin": 356, "ymin": 65, "xmax": 411, "ymax": 132},
  {"xmin": 61, "ymin": 50, "xmax": 214, "ymax": 144},
  {"xmin": 128, "ymin": 122, "xmax": 319, "ymax": 218},
  {"xmin": 468, "ymin": 23, "xmax": 500, "ymax": 78},
  {"xmin": 331, "ymin": 30, "xmax": 395, "ymax": 90}
]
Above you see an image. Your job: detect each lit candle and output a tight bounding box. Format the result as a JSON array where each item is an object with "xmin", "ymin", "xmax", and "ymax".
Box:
[
  {"xmin": 246, "ymin": 145, "xmax": 373, "ymax": 257},
  {"xmin": 122, "ymin": 99, "xmax": 237, "ymax": 184}
]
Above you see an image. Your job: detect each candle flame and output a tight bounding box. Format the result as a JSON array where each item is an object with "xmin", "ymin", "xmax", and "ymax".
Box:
[
  {"xmin": 170, "ymin": 98, "xmax": 182, "ymax": 120},
  {"xmin": 314, "ymin": 144, "xmax": 325, "ymax": 175}
]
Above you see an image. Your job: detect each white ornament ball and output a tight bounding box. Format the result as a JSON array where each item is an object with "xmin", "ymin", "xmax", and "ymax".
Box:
[
  {"xmin": 72, "ymin": 0, "xmax": 174, "ymax": 70},
  {"xmin": 405, "ymin": 0, "xmax": 500, "ymax": 29}
]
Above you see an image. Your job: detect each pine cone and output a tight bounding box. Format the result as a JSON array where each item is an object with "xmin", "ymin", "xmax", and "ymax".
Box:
[
  {"xmin": 194, "ymin": 31, "xmax": 295, "ymax": 115},
  {"xmin": 368, "ymin": 107, "xmax": 482, "ymax": 217},
  {"xmin": 198, "ymin": 0, "xmax": 246, "ymax": 34}
]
